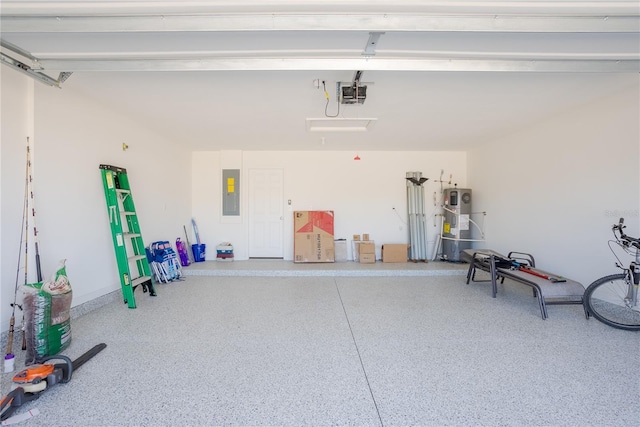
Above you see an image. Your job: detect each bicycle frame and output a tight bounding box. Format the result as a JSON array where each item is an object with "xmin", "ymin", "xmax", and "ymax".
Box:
[
  {"xmin": 625, "ymin": 248, "xmax": 640, "ymax": 307},
  {"xmin": 614, "ymin": 220, "xmax": 640, "ymax": 308},
  {"xmin": 584, "ymin": 218, "xmax": 640, "ymax": 330}
]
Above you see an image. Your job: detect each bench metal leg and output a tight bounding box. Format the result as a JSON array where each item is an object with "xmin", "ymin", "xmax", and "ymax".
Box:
[
  {"xmin": 538, "ymin": 297, "xmax": 548, "ymax": 319},
  {"xmin": 490, "ymin": 255, "xmax": 499, "ymax": 298},
  {"xmin": 466, "ymin": 263, "xmax": 474, "ymax": 284}
]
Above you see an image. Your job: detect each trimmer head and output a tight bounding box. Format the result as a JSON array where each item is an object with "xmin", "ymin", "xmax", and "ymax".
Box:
[
  {"xmin": 12, "ymin": 363, "xmax": 55, "ymax": 385},
  {"xmin": 1, "ymin": 344, "xmax": 106, "ymax": 423}
]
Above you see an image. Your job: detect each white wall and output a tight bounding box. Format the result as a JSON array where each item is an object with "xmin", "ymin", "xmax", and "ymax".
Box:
[
  {"xmin": 1, "ymin": 67, "xmax": 192, "ymax": 333},
  {"xmin": 1, "ymin": 69, "xmax": 32, "ymax": 336},
  {"xmin": 192, "ymin": 150, "xmax": 468, "ymax": 261},
  {"xmin": 468, "ymin": 81, "xmax": 640, "ymax": 286}
]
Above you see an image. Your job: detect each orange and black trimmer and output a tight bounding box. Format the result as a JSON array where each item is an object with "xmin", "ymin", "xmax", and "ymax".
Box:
[{"xmin": 0, "ymin": 343, "xmax": 106, "ymax": 422}]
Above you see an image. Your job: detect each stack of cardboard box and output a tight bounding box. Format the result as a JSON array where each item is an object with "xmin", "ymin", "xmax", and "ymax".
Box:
[
  {"xmin": 359, "ymin": 241, "xmax": 375, "ymax": 263},
  {"xmin": 353, "ymin": 234, "xmax": 375, "ymax": 264}
]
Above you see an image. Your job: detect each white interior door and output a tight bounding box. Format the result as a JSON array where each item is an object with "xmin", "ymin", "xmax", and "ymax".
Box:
[{"xmin": 249, "ymin": 168, "xmax": 284, "ymax": 258}]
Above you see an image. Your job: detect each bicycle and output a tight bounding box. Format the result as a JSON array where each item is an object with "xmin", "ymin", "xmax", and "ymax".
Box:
[{"xmin": 584, "ymin": 218, "xmax": 640, "ymax": 331}]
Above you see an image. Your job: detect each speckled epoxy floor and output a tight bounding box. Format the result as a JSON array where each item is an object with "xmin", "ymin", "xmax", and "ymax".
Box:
[{"xmin": 2, "ymin": 269, "xmax": 639, "ymax": 426}]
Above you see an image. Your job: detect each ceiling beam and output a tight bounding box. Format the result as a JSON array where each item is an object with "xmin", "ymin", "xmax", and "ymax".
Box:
[
  {"xmin": 1, "ymin": 1, "xmax": 638, "ymax": 15},
  {"xmin": 1, "ymin": 14, "xmax": 638, "ymax": 33},
  {"xmin": 32, "ymin": 57, "xmax": 640, "ymax": 73}
]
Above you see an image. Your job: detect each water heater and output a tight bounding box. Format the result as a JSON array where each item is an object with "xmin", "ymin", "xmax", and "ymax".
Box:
[{"xmin": 442, "ymin": 188, "xmax": 472, "ymax": 262}]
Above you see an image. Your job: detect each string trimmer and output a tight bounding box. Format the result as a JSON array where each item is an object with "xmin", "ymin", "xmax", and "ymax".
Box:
[{"xmin": 0, "ymin": 343, "xmax": 106, "ymax": 422}]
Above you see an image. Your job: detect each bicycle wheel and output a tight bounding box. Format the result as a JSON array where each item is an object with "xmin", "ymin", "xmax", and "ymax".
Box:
[{"xmin": 585, "ymin": 273, "xmax": 640, "ymax": 331}]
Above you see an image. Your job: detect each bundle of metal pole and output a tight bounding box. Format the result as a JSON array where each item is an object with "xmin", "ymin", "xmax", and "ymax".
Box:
[
  {"xmin": 416, "ymin": 180, "xmax": 426, "ymax": 260},
  {"xmin": 406, "ymin": 171, "xmax": 428, "ymax": 261},
  {"xmin": 406, "ymin": 172, "xmax": 416, "ymax": 260}
]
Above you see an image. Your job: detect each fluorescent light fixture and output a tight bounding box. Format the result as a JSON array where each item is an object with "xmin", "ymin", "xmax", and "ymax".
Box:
[{"xmin": 306, "ymin": 118, "xmax": 377, "ymax": 132}]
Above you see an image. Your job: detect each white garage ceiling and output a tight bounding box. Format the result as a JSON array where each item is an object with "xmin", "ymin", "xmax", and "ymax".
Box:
[{"xmin": 1, "ymin": 1, "xmax": 638, "ymax": 151}]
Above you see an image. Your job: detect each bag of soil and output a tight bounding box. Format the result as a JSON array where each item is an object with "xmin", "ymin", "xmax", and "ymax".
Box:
[{"xmin": 23, "ymin": 260, "xmax": 72, "ymax": 365}]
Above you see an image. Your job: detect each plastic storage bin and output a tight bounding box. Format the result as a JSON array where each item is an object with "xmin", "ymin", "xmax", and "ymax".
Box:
[
  {"xmin": 192, "ymin": 244, "xmax": 206, "ymax": 262},
  {"xmin": 216, "ymin": 243, "xmax": 234, "ymax": 261}
]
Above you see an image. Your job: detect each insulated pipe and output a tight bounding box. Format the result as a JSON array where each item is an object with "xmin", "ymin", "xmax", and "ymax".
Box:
[
  {"xmin": 416, "ymin": 173, "xmax": 422, "ymax": 259},
  {"xmin": 406, "ymin": 173, "xmax": 414, "ymax": 259},
  {"xmin": 417, "ymin": 183, "xmax": 426, "ymax": 260},
  {"xmin": 421, "ymin": 173, "xmax": 427, "ymax": 260},
  {"xmin": 406, "ymin": 174, "xmax": 412, "ymax": 259},
  {"xmin": 415, "ymin": 182, "xmax": 422, "ymax": 260},
  {"xmin": 409, "ymin": 174, "xmax": 418, "ymax": 260}
]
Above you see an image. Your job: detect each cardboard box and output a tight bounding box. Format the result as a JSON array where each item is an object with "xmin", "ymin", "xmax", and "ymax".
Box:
[
  {"xmin": 359, "ymin": 242, "xmax": 375, "ymax": 254},
  {"xmin": 360, "ymin": 253, "xmax": 376, "ymax": 264},
  {"xmin": 382, "ymin": 244, "xmax": 409, "ymax": 263},
  {"xmin": 353, "ymin": 240, "xmax": 375, "ymax": 262},
  {"xmin": 294, "ymin": 211, "xmax": 335, "ymax": 263}
]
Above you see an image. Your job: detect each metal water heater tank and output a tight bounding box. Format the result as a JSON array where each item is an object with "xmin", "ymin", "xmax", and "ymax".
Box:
[{"xmin": 442, "ymin": 188, "xmax": 472, "ymax": 262}]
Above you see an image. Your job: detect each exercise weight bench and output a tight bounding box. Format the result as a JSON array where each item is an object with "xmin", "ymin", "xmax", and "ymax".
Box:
[{"xmin": 462, "ymin": 249, "xmax": 589, "ymax": 320}]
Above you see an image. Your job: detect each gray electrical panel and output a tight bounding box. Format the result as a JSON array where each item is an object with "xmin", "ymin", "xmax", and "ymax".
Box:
[
  {"xmin": 222, "ymin": 169, "xmax": 240, "ymax": 216},
  {"xmin": 442, "ymin": 188, "xmax": 472, "ymax": 262}
]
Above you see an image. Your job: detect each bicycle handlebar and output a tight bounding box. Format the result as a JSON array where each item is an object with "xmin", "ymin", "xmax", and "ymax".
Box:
[{"xmin": 613, "ymin": 218, "xmax": 640, "ymax": 249}]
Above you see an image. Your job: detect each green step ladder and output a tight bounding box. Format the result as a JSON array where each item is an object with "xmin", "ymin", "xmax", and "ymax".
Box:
[{"xmin": 99, "ymin": 164, "xmax": 155, "ymax": 308}]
